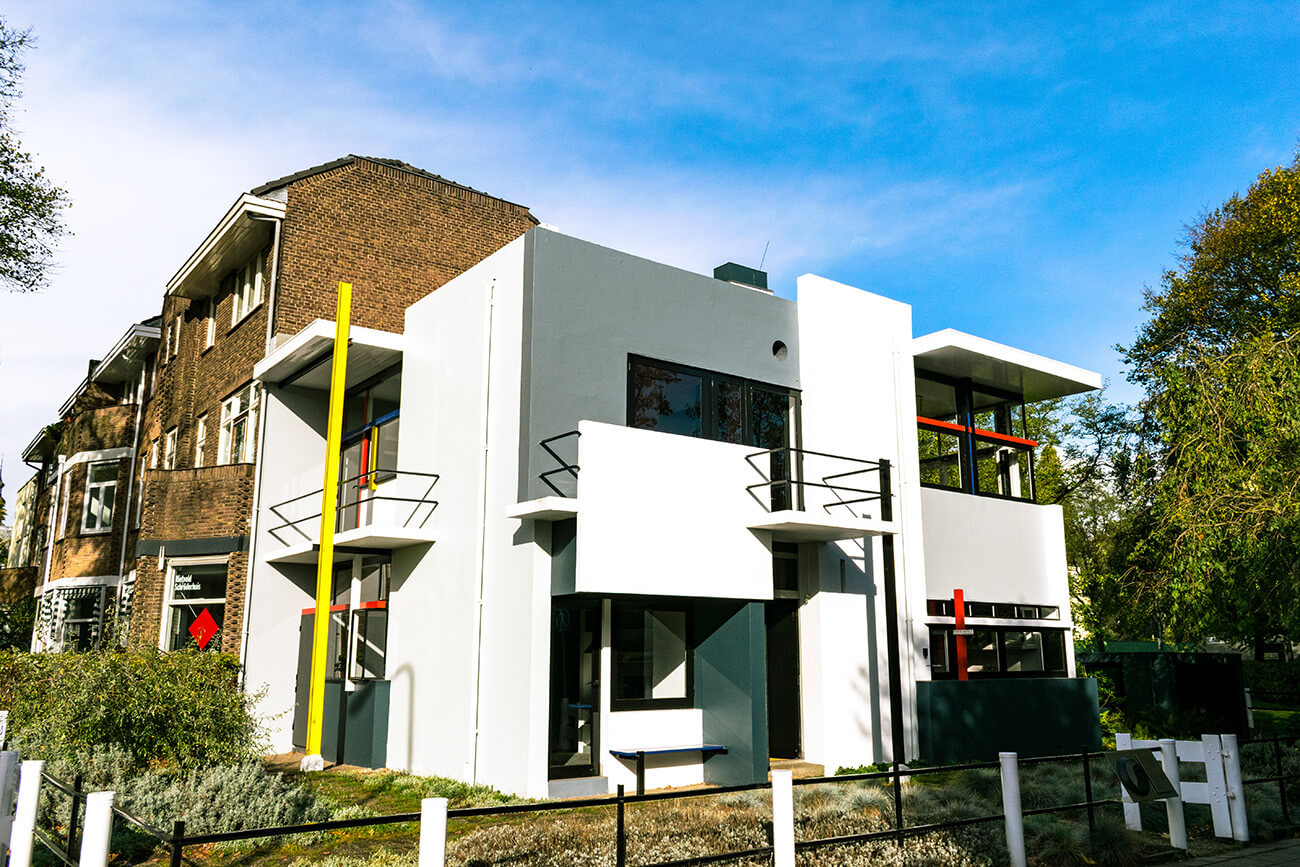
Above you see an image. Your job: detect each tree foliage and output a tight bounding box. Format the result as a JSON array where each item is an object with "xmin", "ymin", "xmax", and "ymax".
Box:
[{"xmin": 0, "ymin": 17, "xmax": 68, "ymax": 292}]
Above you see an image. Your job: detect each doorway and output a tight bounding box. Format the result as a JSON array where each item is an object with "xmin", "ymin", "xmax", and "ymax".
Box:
[
  {"xmin": 766, "ymin": 599, "xmax": 802, "ymax": 759},
  {"xmin": 548, "ymin": 597, "xmax": 602, "ymax": 779}
]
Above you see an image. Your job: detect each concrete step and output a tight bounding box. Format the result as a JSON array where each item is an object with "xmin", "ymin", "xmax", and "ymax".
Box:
[
  {"xmin": 769, "ymin": 759, "xmax": 825, "ymax": 779},
  {"xmin": 548, "ymin": 775, "xmax": 609, "ymax": 799}
]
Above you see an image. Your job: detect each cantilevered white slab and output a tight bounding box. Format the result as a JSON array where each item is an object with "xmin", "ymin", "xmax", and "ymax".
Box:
[
  {"xmin": 506, "ymin": 497, "xmax": 581, "ymax": 521},
  {"xmin": 913, "ymin": 329, "xmax": 1101, "ymax": 402},
  {"xmin": 748, "ymin": 511, "xmax": 898, "ymax": 543},
  {"xmin": 264, "ymin": 525, "xmax": 438, "ymax": 564},
  {"xmin": 254, "ymin": 319, "xmax": 404, "ymax": 390}
]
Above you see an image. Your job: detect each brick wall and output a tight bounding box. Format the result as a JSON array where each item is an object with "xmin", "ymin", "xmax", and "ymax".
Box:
[
  {"xmin": 0, "ymin": 567, "xmax": 39, "ymax": 603},
  {"xmin": 274, "ymin": 158, "xmax": 537, "ymax": 336}
]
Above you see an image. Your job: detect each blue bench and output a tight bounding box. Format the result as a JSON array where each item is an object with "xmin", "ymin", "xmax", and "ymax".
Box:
[{"xmin": 609, "ymin": 744, "xmax": 727, "ymax": 795}]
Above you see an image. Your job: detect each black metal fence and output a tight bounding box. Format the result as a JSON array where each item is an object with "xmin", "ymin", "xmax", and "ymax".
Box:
[{"xmin": 29, "ymin": 747, "xmax": 1147, "ymax": 867}]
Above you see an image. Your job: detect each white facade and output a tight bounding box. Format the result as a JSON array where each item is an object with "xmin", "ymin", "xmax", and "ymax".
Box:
[{"xmin": 241, "ymin": 227, "xmax": 1100, "ymax": 798}]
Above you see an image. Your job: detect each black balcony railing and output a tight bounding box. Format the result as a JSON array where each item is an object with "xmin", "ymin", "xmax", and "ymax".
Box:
[
  {"xmin": 264, "ymin": 469, "xmax": 440, "ymax": 546},
  {"xmin": 745, "ymin": 447, "xmax": 894, "ymax": 520},
  {"xmin": 538, "ymin": 430, "xmax": 580, "ymax": 497}
]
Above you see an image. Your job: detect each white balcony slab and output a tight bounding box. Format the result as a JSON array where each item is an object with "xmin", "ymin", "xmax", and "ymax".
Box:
[
  {"xmin": 264, "ymin": 525, "xmax": 437, "ymax": 564},
  {"xmin": 506, "ymin": 497, "xmax": 581, "ymax": 521},
  {"xmin": 748, "ymin": 510, "xmax": 898, "ymax": 542}
]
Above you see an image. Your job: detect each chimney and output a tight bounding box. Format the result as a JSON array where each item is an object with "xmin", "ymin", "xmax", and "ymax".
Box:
[{"xmin": 713, "ymin": 262, "xmax": 770, "ymax": 294}]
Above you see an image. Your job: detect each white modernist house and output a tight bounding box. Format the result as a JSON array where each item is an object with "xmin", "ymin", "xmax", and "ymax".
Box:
[{"xmin": 240, "ymin": 228, "xmax": 1101, "ymax": 798}]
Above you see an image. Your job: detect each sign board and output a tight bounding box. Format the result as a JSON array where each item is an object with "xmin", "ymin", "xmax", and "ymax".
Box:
[
  {"xmin": 953, "ymin": 628, "xmax": 974, "ymax": 636},
  {"xmin": 1108, "ymin": 749, "xmax": 1179, "ymax": 802}
]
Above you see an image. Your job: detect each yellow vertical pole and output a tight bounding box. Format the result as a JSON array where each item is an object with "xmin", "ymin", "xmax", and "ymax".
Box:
[{"xmin": 302, "ymin": 281, "xmax": 352, "ymax": 771}]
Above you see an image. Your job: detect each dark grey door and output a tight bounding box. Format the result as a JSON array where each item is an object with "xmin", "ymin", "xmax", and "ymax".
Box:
[{"xmin": 766, "ymin": 600, "xmax": 802, "ymax": 759}]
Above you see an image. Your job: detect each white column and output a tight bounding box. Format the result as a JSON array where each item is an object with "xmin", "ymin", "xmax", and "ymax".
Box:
[
  {"xmin": 771, "ymin": 769, "xmax": 794, "ymax": 867},
  {"xmin": 1221, "ymin": 734, "xmax": 1249, "ymax": 842},
  {"xmin": 999, "ymin": 752, "xmax": 1026, "ymax": 867},
  {"xmin": 8, "ymin": 760, "xmax": 43, "ymax": 867},
  {"xmin": 78, "ymin": 791, "xmax": 115, "ymax": 867},
  {"xmin": 418, "ymin": 797, "xmax": 448, "ymax": 867},
  {"xmin": 1158, "ymin": 739, "xmax": 1187, "ymax": 850},
  {"xmin": 1115, "ymin": 733, "xmax": 1141, "ymax": 831}
]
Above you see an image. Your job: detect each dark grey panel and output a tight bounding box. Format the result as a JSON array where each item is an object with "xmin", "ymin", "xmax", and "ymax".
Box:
[
  {"xmin": 135, "ymin": 536, "xmax": 249, "ymax": 558},
  {"xmin": 696, "ymin": 600, "xmax": 768, "ymax": 785}
]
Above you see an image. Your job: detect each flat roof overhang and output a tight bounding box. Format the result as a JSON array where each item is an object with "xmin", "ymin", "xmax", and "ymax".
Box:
[
  {"xmin": 167, "ymin": 194, "xmax": 286, "ymax": 300},
  {"xmin": 748, "ymin": 511, "xmax": 898, "ymax": 543},
  {"xmin": 254, "ymin": 319, "xmax": 404, "ymax": 390},
  {"xmin": 913, "ymin": 329, "xmax": 1102, "ymax": 402},
  {"xmin": 90, "ymin": 324, "xmax": 162, "ymax": 385},
  {"xmin": 21, "ymin": 426, "xmax": 58, "ymax": 462}
]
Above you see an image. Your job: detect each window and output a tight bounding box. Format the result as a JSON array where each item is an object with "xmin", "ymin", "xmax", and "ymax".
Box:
[
  {"xmin": 317, "ymin": 556, "xmax": 390, "ymax": 681},
  {"xmin": 773, "ymin": 541, "xmax": 799, "ymax": 594},
  {"xmin": 338, "ymin": 366, "xmax": 402, "ymax": 530},
  {"xmin": 163, "ymin": 428, "xmax": 178, "ymax": 470},
  {"xmin": 232, "ymin": 250, "xmax": 266, "ymax": 325},
  {"xmin": 150, "ymin": 439, "xmax": 159, "ymax": 469},
  {"xmin": 928, "ymin": 626, "xmax": 1069, "ymax": 680},
  {"xmin": 203, "ymin": 299, "xmax": 215, "ymax": 349},
  {"xmin": 172, "ymin": 314, "xmax": 182, "ymax": 358},
  {"xmin": 195, "ymin": 415, "xmax": 208, "ymax": 468},
  {"xmin": 162, "ymin": 560, "xmax": 226, "ymax": 651},
  {"xmin": 60, "ymin": 588, "xmax": 106, "ymax": 652},
  {"xmin": 218, "ymin": 383, "xmax": 260, "ymax": 464},
  {"xmin": 612, "ymin": 603, "xmax": 692, "ymax": 710},
  {"xmin": 925, "ymin": 598, "xmax": 1061, "ymax": 622},
  {"xmin": 82, "ymin": 461, "xmax": 118, "ymax": 533}
]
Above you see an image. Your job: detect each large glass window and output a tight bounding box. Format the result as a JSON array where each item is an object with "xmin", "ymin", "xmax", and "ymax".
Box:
[
  {"xmin": 339, "ymin": 365, "xmax": 402, "ymax": 531},
  {"xmin": 612, "ymin": 604, "xmax": 692, "ymax": 710},
  {"xmin": 82, "ymin": 461, "xmax": 118, "ymax": 533},
  {"xmin": 163, "ymin": 561, "xmax": 226, "ymax": 651},
  {"xmin": 916, "ymin": 372, "xmax": 1036, "ymax": 501},
  {"xmin": 929, "ymin": 626, "xmax": 1069, "ymax": 680}
]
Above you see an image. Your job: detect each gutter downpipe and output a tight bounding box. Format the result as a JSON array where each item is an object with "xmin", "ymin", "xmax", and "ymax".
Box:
[
  {"xmin": 34, "ymin": 455, "xmax": 65, "ymax": 652},
  {"xmin": 116, "ymin": 372, "xmax": 146, "ymax": 581},
  {"xmin": 239, "ymin": 214, "xmax": 283, "ymax": 678},
  {"xmin": 469, "ymin": 280, "xmax": 496, "ymax": 783}
]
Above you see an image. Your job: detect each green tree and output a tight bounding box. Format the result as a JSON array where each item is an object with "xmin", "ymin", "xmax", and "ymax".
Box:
[
  {"xmin": 0, "ymin": 18, "xmax": 68, "ymax": 292},
  {"xmin": 1118, "ymin": 153, "xmax": 1300, "ymax": 653}
]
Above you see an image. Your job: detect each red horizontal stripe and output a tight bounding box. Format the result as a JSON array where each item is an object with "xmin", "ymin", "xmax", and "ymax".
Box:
[
  {"xmin": 916, "ymin": 416, "xmax": 1037, "ymax": 448},
  {"xmin": 300, "ymin": 604, "xmax": 348, "ymax": 616},
  {"xmin": 359, "ymin": 600, "xmax": 387, "ymax": 610}
]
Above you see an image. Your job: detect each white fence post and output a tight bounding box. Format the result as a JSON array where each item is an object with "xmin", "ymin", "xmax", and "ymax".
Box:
[
  {"xmin": 0, "ymin": 750, "xmax": 18, "ymax": 857},
  {"xmin": 0, "ymin": 709, "xmax": 8, "ymax": 745},
  {"xmin": 999, "ymin": 752, "xmax": 1027, "ymax": 867},
  {"xmin": 1221, "ymin": 733, "xmax": 1249, "ymax": 842},
  {"xmin": 1202, "ymin": 734, "xmax": 1234, "ymax": 838},
  {"xmin": 418, "ymin": 796, "xmax": 448, "ymax": 867},
  {"xmin": 8, "ymin": 760, "xmax": 42, "ymax": 867},
  {"xmin": 772, "ymin": 769, "xmax": 795, "ymax": 867},
  {"xmin": 1157, "ymin": 739, "xmax": 1187, "ymax": 850},
  {"xmin": 1115, "ymin": 733, "xmax": 1142, "ymax": 831},
  {"xmin": 78, "ymin": 790, "xmax": 115, "ymax": 867}
]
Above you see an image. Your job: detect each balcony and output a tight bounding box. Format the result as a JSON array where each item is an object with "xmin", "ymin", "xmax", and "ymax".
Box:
[
  {"xmin": 917, "ymin": 415, "xmax": 1037, "ymax": 502},
  {"xmin": 262, "ymin": 469, "xmax": 439, "ymax": 565},
  {"xmin": 510, "ymin": 421, "xmax": 896, "ymax": 600}
]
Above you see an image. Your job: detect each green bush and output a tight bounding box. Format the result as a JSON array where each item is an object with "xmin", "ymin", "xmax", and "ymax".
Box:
[{"xmin": 0, "ymin": 647, "xmax": 263, "ymax": 769}]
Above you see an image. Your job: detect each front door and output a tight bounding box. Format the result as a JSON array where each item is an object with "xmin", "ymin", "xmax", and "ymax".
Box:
[
  {"xmin": 548, "ymin": 598, "xmax": 602, "ymax": 779},
  {"xmin": 766, "ymin": 599, "xmax": 802, "ymax": 759}
]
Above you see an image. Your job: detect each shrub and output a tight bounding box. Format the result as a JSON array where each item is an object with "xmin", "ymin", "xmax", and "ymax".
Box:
[{"xmin": 0, "ymin": 647, "xmax": 263, "ymax": 769}]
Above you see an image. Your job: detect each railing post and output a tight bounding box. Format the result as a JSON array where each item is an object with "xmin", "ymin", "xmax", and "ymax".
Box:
[
  {"xmin": 771, "ymin": 769, "xmax": 794, "ymax": 867},
  {"xmin": 892, "ymin": 760, "xmax": 904, "ymax": 847},
  {"xmin": 1274, "ymin": 737, "xmax": 1291, "ymax": 825},
  {"xmin": 0, "ymin": 750, "xmax": 18, "ymax": 858},
  {"xmin": 999, "ymin": 752, "xmax": 1026, "ymax": 867},
  {"xmin": 1158, "ymin": 739, "xmax": 1187, "ymax": 850},
  {"xmin": 170, "ymin": 819, "xmax": 185, "ymax": 867},
  {"xmin": 76, "ymin": 790, "xmax": 114, "ymax": 867},
  {"xmin": 1115, "ymin": 733, "xmax": 1141, "ymax": 831},
  {"xmin": 417, "ymin": 797, "xmax": 447, "ymax": 867},
  {"xmin": 1082, "ymin": 745, "xmax": 1096, "ymax": 847},
  {"xmin": 8, "ymin": 760, "xmax": 43, "ymax": 867},
  {"xmin": 878, "ymin": 459, "xmax": 893, "ymax": 522},
  {"xmin": 68, "ymin": 773, "xmax": 84, "ymax": 859},
  {"xmin": 616, "ymin": 784, "xmax": 626, "ymax": 867},
  {"xmin": 1221, "ymin": 733, "xmax": 1249, "ymax": 842},
  {"xmin": 635, "ymin": 750, "xmax": 646, "ymax": 797}
]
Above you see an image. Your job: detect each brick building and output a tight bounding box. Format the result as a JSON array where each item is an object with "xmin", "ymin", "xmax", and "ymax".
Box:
[
  {"xmin": 1, "ymin": 318, "xmax": 161, "ymax": 650},
  {"xmin": 125, "ymin": 156, "xmax": 536, "ymax": 655}
]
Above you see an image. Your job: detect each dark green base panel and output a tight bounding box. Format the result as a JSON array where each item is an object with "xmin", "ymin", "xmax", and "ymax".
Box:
[{"xmin": 917, "ymin": 678, "xmax": 1102, "ymax": 763}]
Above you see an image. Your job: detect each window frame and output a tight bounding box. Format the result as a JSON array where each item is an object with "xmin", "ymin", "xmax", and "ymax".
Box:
[
  {"xmin": 158, "ymin": 556, "xmax": 228, "ymax": 652},
  {"xmin": 610, "ymin": 600, "xmax": 694, "ymax": 712},
  {"xmin": 927, "ymin": 625, "xmax": 1070, "ymax": 680},
  {"xmin": 217, "ymin": 382, "xmax": 260, "ymax": 464},
  {"xmin": 231, "ymin": 251, "xmax": 266, "ymax": 326},
  {"xmin": 194, "ymin": 414, "xmax": 208, "ymax": 468},
  {"xmin": 162, "ymin": 428, "xmax": 178, "ymax": 470},
  {"xmin": 81, "ymin": 461, "xmax": 118, "ymax": 535}
]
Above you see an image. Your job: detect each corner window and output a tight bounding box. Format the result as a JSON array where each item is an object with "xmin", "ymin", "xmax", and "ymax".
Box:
[
  {"xmin": 162, "ymin": 560, "xmax": 227, "ymax": 651},
  {"xmin": 612, "ymin": 603, "xmax": 692, "ymax": 710},
  {"xmin": 628, "ymin": 356, "xmax": 797, "ymax": 448},
  {"xmin": 232, "ymin": 250, "xmax": 266, "ymax": 325},
  {"xmin": 928, "ymin": 626, "xmax": 1069, "ymax": 680},
  {"xmin": 82, "ymin": 461, "xmax": 118, "ymax": 533},
  {"xmin": 218, "ymin": 383, "xmax": 260, "ymax": 464},
  {"xmin": 195, "ymin": 415, "xmax": 208, "ymax": 468},
  {"xmin": 163, "ymin": 428, "xmax": 178, "ymax": 470}
]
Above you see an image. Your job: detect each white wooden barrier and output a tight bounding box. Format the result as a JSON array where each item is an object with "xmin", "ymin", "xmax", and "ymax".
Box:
[
  {"xmin": 8, "ymin": 760, "xmax": 43, "ymax": 867},
  {"xmin": 1115, "ymin": 733, "xmax": 1247, "ymax": 842},
  {"xmin": 418, "ymin": 797, "xmax": 448, "ymax": 867},
  {"xmin": 78, "ymin": 791, "xmax": 115, "ymax": 867},
  {"xmin": 0, "ymin": 709, "xmax": 8, "ymax": 745},
  {"xmin": 999, "ymin": 752, "xmax": 1027, "ymax": 867},
  {"xmin": 771, "ymin": 770, "xmax": 794, "ymax": 867}
]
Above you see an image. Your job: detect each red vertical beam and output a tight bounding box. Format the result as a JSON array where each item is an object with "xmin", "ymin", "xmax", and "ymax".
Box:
[{"xmin": 954, "ymin": 588, "xmax": 969, "ymax": 681}]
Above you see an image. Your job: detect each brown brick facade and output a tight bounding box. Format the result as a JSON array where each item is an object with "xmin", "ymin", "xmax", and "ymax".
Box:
[{"xmin": 127, "ymin": 156, "xmax": 537, "ymax": 657}]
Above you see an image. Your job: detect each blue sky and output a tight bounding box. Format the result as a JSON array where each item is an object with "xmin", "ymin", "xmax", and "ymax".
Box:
[{"xmin": 2, "ymin": 0, "xmax": 1298, "ymax": 493}]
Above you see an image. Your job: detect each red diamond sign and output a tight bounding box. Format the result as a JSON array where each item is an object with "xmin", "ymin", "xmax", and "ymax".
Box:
[{"xmin": 189, "ymin": 608, "xmax": 220, "ymax": 650}]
